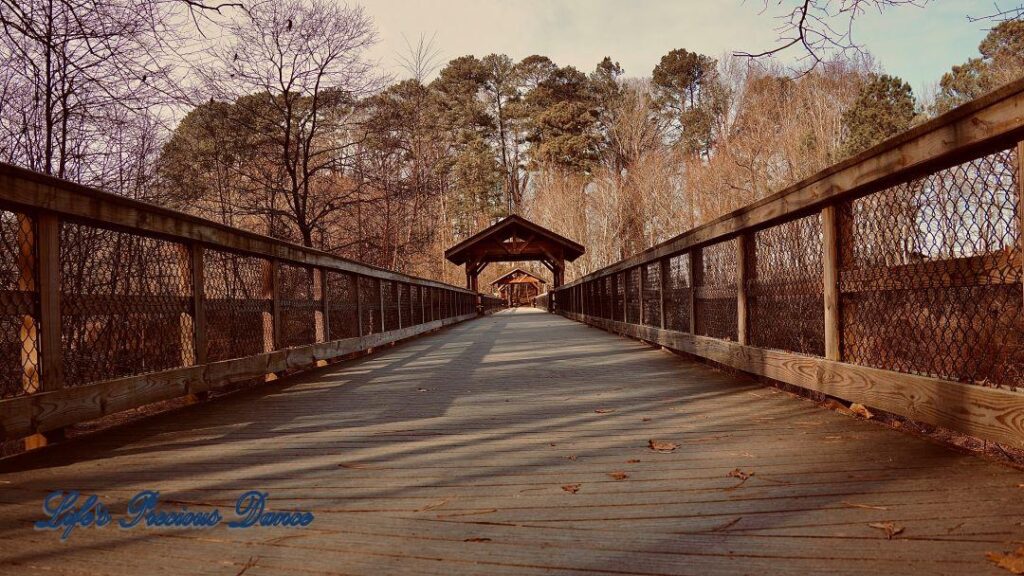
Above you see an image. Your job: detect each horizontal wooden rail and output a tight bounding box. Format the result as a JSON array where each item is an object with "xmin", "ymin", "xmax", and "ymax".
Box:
[
  {"xmin": 0, "ymin": 163, "xmax": 468, "ymax": 293},
  {"xmin": 839, "ymin": 250, "xmax": 1020, "ymax": 292},
  {"xmin": 561, "ymin": 77, "xmax": 1024, "ymax": 290},
  {"xmin": 0, "ymin": 313, "xmax": 476, "ymax": 441}
]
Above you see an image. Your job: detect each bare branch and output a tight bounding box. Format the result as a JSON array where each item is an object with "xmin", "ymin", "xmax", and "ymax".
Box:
[{"xmin": 736, "ymin": 0, "xmax": 929, "ymax": 74}]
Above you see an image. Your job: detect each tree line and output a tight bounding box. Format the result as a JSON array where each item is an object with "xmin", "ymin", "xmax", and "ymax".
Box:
[{"xmin": 2, "ymin": 1, "xmax": 1023, "ymax": 286}]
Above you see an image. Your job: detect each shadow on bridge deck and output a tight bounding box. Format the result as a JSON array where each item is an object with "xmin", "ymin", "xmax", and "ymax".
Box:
[{"xmin": 1, "ymin": 308, "xmax": 1022, "ymax": 575}]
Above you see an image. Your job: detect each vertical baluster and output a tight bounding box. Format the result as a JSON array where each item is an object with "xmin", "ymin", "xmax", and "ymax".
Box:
[
  {"xmin": 191, "ymin": 244, "xmax": 207, "ymax": 366},
  {"xmin": 822, "ymin": 205, "xmax": 841, "ymax": 361},
  {"xmin": 737, "ymin": 235, "xmax": 749, "ymax": 346},
  {"xmin": 26, "ymin": 213, "xmax": 63, "ymax": 448},
  {"xmin": 320, "ymin": 268, "xmax": 330, "ymax": 343},
  {"xmin": 638, "ymin": 266, "xmax": 644, "ymax": 326},
  {"xmin": 660, "ymin": 257, "xmax": 669, "ymax": 330},
  {"xmin": 689, "ymin": 250, "xmax": 698, "ymax": 334}
]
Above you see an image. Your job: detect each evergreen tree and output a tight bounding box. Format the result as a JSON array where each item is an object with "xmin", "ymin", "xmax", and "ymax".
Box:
[
  {"xmin": 841, "ymin": 74, "xmax": 916, "ymax": 156},
  {"xmin": 650, "ymin": 48, "xmax": 724, "ymax": 158},
  {"xmin": 937, "ymin": 20, "xmax": 1024, "ymax": 113}
]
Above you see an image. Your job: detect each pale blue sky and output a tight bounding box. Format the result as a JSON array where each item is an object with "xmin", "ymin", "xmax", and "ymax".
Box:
[{"xmin": 362, "ymin": 0, "xmax": 996, "ymax": 95}]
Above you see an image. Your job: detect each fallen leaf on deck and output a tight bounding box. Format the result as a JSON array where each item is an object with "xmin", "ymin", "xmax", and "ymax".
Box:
[
  {"xmin": 594, "ymin": 408, "xmax": 615, "ymax": 414},
  {"xmin": 626, "ymin": 459, "xmax": 640, "ymax": 463},
  {"xmin": 727, "ymin": 468, "xmax": 753, "ymax": 481},
  {"xmin": 566, "ymin": 455, "xmax": 577, "ymax": 461},
  {"xmin": 823, "ymin": 398, "xmax": 853, "ymax": 414},
  {"xmin": 464, "ymin": 537, "xmax": 492, "ymax": 543},
  {"xmin": 608, "ymin": 471, "xmax": 629, "ymax": 480},
  {"xmin": 648, "ymin": 439, "xmax": 679, "ymax": 453},
  {"xmin": 562, "ymin": 484, "xmax": 581, "ymax": 494},
  {"xmin": 841, "ymin": 502, "xmax": 888, "ymax": 511},
  {"xmin": 642, "ymin": 417, "xmax": 652, "ymax": 422},
  {"xmin": 550, "ymin": 442, "xmax": 557, "ymax": 446},
  {"xmin": 849, "ymin": 403, "xmax": 874, "ymax": 419},
  {"xmin": 988, "ymin": 547, "xmax": 1024, "ymax": 574},
  {"xmin": 725, "ymin": 468, "xmax": 755, "ymax": 489},
  {"xmin": 868, "ymin": 522, "xmax": 905, "ymax": 539}
]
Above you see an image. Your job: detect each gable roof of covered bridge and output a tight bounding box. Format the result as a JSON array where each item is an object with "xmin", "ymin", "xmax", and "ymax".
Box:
[
  {"xmin": 490, "ymin": 267, "xmax": 547, "ymax": 286},
  {"xmin": 444, "ymin": 215, "xmax": 585, "ymax": 265}
]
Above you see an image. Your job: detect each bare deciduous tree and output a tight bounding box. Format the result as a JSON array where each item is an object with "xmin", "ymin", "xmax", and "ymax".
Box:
[
  {"xmin": 736, "ymin": 0, "xmax": 927, "ymax": 73},
  {"xmin": 205, "ymin": 0, "xmax": 378, "ymax": 247}
]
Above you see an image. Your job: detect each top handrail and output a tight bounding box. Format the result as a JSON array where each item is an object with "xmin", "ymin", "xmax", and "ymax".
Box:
[
  {"xmin": 0, "ymin": 162, "xmax": 473, "ymax": 293},
  {"xmin": 561, "ymin": 77, "xmax": 1024, "ymax": 289}
]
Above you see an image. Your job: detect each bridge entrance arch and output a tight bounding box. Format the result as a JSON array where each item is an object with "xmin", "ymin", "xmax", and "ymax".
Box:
[{"xmin": 444, "ymin": 215, "xmax": 585, "ymax": 311}]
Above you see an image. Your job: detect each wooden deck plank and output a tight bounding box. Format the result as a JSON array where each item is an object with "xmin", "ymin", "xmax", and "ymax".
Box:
[{"xmin": 1, "ymin": 308, "xmax": 1023, "ymax": 575}]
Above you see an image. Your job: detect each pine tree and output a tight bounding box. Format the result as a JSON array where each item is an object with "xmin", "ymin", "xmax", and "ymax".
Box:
[{"xmin": 840, "ymin": 74, "xmax": 915, "ymax": 156}]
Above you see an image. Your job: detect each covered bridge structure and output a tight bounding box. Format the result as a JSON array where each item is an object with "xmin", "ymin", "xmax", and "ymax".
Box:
[
  {"xmin": 491, "ymin": 267, "xmax": 546, "ymax": 306},
  {"xmin": 4, "ymin": 79, "xmax": 1024, "ymax": 575},
  {"xmin": 443, "ymin": 214, "xmax": 584, "ymax": 296}
]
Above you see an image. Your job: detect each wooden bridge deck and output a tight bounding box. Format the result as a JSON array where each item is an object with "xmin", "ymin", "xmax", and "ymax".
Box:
[{"xmin": 1, "ymin": 308, "xmax": 1023, "ymax": 575}]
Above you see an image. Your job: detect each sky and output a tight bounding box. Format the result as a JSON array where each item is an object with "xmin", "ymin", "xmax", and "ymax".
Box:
[{"xmin": 360, "ymin": 0, "xmax": 995, "ymax": 95}]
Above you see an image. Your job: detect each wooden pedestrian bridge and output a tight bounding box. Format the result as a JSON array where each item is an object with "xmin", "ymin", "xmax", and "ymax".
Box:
[{"xmin": 4, "ymin": 82, "xmax": 1024, "ymax": 575}]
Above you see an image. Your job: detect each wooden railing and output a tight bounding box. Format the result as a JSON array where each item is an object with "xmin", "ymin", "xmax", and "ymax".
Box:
[
  {"xmin": 0, "ymin": 164, "xmax": 500, "ymax": 445},
  {"xmin": 480, "ymin": 294, "xmax": 506, "ymax": 312},
  {"xmin": 550, "ymin": 78, "xmax": 1024, "ymax": 449}
]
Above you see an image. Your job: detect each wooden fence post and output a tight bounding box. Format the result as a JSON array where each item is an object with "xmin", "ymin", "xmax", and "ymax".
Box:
[
  {"xmin": 822, "ymin": 205, "xmax": 842, "ymax": 361},
  {"xmin": 638, "ymin": 267, "xmax": 644, "ymax": 325},
  {"xmin": 25, "ymin": 213, "xmax": 63, "ymax": 448},
  {"xmin": 17, "ymin": 215, "xmax": 39, "ymax": 396},
  {"xmin": 622, "ymin": 273, "xmax": 627, "ymax": 322},
  {"xmin": 736, "ymin": 235, "xmax": 749, "ymax": 346},
  {"xmin": 397, "ymin": 282, "xmax": 403, "ymax": 328},
  {"xmin": 262, "ymin": 259, "xmax": 280, "ymax": 355},
  {"xmin": 355, "ymin": 275, "xmax": 364, "ymax": 337},
  {"xmin": 378, "ymin": 278, "xmax": 386, "ymax": 332},
  {"xmin": 319, "ymin": 268, "xmax": 330, "ymax": 343},
  {"xmin": 190, "ymin": 244, "xmax": 207, "ymax": 366},
  {"xmin": 659, "ymin": 257, "xmax": 668, "ymax": 329},
  {"xmin": 689, "ymin": 249, "xmax": 698, "ymax": 335},
  {"xmin": 1018, "ymin": 141, "xmax": 1024, "ymax": 313}
]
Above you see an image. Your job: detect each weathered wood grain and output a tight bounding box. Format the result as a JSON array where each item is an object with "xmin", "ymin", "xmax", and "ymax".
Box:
[{"xmin": 821, "ymin": 206, "xmax": 841, "ymax": 361}]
